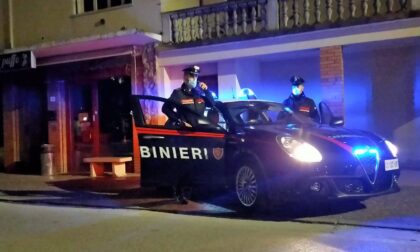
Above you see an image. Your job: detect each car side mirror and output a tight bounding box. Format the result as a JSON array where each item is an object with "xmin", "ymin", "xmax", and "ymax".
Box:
[{"xmin": 330, "ymin": 116, "xmax": 344, "ymax": 127}]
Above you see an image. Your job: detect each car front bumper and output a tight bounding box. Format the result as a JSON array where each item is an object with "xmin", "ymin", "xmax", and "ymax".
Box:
[
  {"xmin": 269, "ymin": 170, "xmax": 400, "ymax": 202},
  {"xmin": 298, "ymin": 173, "xmax": 400, "ymax": 200}
]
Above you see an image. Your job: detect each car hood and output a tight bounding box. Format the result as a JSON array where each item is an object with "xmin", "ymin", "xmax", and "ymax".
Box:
[
  {"xmin": 243, "ymin": 124, "xmax": 385, "ymax": 152},
  {"xmin": 241, "ymin": 124, "xmax": 394, "ymax": 181},
  {"xmin": 244, "ymin": 124, "xmax": 375, "ymax": 137}
]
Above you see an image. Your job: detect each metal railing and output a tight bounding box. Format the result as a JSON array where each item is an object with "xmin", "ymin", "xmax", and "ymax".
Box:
[{"xmin": 162, "ymin": 0, "xmax": 412, "ymax": 44}]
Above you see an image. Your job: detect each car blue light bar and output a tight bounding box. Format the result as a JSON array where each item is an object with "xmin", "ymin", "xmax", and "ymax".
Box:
[
  {"xmin": 238, "ymin": 88, "xmax": 257, "ymax": 100},
  {"xmin": 353, "ymin": 146, "xmax": 379, "ymax": 160}
]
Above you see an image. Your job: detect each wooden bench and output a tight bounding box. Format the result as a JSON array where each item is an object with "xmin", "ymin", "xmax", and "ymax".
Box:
[{"xmin": 83, "ymin": 157, "xmax": 133, "ymax": 177}]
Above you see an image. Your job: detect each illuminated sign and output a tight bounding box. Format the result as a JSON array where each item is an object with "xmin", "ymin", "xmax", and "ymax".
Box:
[
  {"xmin": 140, "ymin": 146, "xmax": 209, "ymax": 160},
  {"xmin": 140, "ymin": 146, "xmax": 224, "ymax": 160},
  {"xmin": 0, "ymin": 51, "xmax": 36, "ymax": 72}
]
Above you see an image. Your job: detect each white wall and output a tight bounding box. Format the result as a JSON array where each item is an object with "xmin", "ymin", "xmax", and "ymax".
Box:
[
  {"xmin": 217, "ymin": 60, "xmax": 240, "ymax": 100},
  {"xmin": 160, "ymin": 63, "xmax": 217, "ymax": 98},
  {"xmin": 216, "ymin": 59, "xmax": 261, "ymax": 100},
  {"xmin": 9, "ymin": 0, "xmax": 161, "ymax": 48},
  {"xmin": 412, "ymin": 0, "xmax": 420, "ymax": 10},
  {"xmin": 0, "ymin": 0, "xmax": 8, "ymax": 50},
  {"xmin": 393, "ymin": 44, "xmax": 420, "ymax": 165},
  {"xmin": 343, "ymin": 48, "xmax": 375, "ymax": 131},
  {"xmin": 344, "ymin": 38, "xmax": 420, "ymax": 165},
  {"xmin": 257, "ymin": 50, "xmax": 322, "ymax": 103}
]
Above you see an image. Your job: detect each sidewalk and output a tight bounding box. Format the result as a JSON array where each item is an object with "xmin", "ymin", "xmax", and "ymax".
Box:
[
  {"xmin": 0, "ymin": 170, "xmax": 419, "ymax": 230},
  {"xmin": 0, "ymin": 173, "xmax": 231, "ymax": 214}
]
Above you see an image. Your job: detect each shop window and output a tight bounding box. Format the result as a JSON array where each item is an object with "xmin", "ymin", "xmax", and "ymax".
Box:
[{"xmin": 76, "ymin": 0, "xmax": 132, "ymax": 14}]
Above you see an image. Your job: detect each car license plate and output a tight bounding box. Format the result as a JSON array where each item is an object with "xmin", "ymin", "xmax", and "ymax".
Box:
[{"xmin": 385, "ymin": 159, "xmax": 399, "ymax": 171}]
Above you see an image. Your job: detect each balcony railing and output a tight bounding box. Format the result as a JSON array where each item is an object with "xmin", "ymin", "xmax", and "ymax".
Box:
[{"xmin": 162, "ymin": 0, "xmax": 412, "ymax": 45}]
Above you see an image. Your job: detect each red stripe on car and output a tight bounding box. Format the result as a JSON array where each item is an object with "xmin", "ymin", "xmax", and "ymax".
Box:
[{"xmin": 136, "ymin": 127, "xmax": 225, "ymax": 138}]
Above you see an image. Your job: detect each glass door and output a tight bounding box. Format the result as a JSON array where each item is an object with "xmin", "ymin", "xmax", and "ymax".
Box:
[{"xmin": 68, "ymin": 83, "xmax": 95, "ymax": 174}]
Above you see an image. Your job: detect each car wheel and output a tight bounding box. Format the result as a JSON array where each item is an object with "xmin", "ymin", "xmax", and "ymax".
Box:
[{"xmin": 234, "ymin": 160, "xmax": 268, "ymax": 211}]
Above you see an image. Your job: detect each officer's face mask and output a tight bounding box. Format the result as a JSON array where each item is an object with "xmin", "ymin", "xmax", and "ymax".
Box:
[
  {"xmin": 292, "ymin": 85, "xmax": 304, "ymax": 96},
  {"xmin": 186, "ymin": 76, "xmax": 198, "ymax": 89}
]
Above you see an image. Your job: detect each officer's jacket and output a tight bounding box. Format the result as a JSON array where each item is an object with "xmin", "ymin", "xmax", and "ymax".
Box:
[
  {"xmin": 283, "ymin": 92, "xmax": 320, "ymax": 122},
  {"xmin": 162, "ymin": 83, "xmax": 215, "ymax": 126}
]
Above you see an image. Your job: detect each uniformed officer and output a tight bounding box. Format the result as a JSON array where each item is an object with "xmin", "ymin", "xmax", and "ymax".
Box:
[
  {"xmin": 162, "ymin": 65, "xmax": 215, "ymax": 204},
  {"xmin": 162, "ymin": 65, "xmax": 215, "ymax": 128},
  {"xmin": 283, "ymin": 76, "xmax": 320, "ymax": 122}
]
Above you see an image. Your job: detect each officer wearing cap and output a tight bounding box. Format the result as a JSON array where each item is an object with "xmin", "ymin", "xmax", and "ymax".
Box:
[
  {"xmin": 162, "ymin": 65, "xmax": 215, "ymax": 204},
  {"xmin": 283, "ymin": 76, "xmax": 320, "ymax": 122},
  {"xmin": 162, "ymin": 65, "xmax": 215, "ymax": 129}
]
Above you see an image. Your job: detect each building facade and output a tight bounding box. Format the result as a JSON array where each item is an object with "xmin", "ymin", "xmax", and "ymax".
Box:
[
  {"xmin": 157, "ymin": 0, "xmax": 420, "ymax": 167},
  {"xmin": 0, "ymin": 0, "xmax": 162, "ymax": 174}
]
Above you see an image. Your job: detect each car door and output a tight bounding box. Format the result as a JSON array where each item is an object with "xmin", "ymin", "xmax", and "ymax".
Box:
[
  {"xmin": 319, "ymin": 101, "xmax": 344, "ymax": 127},
  {"xmin": 131, "ymin": 95, "xmax": 227, "ymax": 188}
]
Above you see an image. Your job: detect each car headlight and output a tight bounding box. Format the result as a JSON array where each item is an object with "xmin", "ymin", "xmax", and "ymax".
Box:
[
  {"xmin": 385, "ymin": 140, "xmax": 398, "ymax": 158},
  {"xmin": 276, "ymin": 136, "xmax": 323, "ymax": 163}
]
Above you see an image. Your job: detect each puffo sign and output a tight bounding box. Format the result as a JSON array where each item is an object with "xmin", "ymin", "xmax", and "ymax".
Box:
[{"xmin": 0, "ymin": 51, "xmax": 36, "ymax": 72}]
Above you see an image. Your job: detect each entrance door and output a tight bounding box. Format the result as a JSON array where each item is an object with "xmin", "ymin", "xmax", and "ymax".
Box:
[
  {"xmin": 67, "ymin": 76, "xmax": 133, "ymax": 173},
  {"xmin": 22, "ymin": 83, "xmax": 48, "ymax": 174},
  {"xmin": 131, "ymin": 96, "xmax": 226, "ymax": 188},
  {"xmin": 68, "ymin": 83, "xmax": 95, "ymax": 173},
  {"xmin": 97, "ymin": 76, "xmax": 132, "ymax": 158}
]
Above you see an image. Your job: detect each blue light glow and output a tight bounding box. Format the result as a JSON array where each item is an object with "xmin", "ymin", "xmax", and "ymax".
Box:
[
  {"xmin": 354, "ymin": 146, "xmax": 378, "ymax": 157},
  {"xmin": 284, "ymin": 107, "xmax": 293, "ymax": 113},
  {"xmin": 238, "ymin": 88, "xmax": 257, "ymax": 100},
  {"xmin": 353, "ymin": 148, "xmax": 368, "ymax": 156},
  {"xmin": 210, "ymin": 91, "xmax": 218, "ymax": 99},
  {"xmin": 353, "ymin": 146, "xmax": 379, "ymax": 157},
  {"xmin": 352, "ymin": 146, "xmax": 380, "ymax": 184}
]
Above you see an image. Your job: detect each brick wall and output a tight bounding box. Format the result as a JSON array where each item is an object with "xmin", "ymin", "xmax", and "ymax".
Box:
[{"xmin": 320, "ymin": 46, "xmax": 345, "ymax": 117}]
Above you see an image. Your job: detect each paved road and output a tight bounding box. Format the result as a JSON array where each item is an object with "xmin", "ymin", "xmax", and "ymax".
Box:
[
  {"xmin": 0, "ymin": 170, "xmax": 419, "ymax": 226},
  {"xmin": 1, "ymin": 170, "xmax": 420, "ymax": 230},
  {"xmin": 0, "ymin": 202, "xmax": 419, "ymax": 252}
]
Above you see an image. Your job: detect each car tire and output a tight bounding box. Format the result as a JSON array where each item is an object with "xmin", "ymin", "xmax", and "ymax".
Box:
[{"xmin": 233, "ymin": 158, "xmax": 269, "ymax": 212}]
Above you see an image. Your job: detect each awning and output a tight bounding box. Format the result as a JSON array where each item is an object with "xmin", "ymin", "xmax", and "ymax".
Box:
[{"xmin": 3, "ymin": 29, "xmax": 161, "ymax": 66}]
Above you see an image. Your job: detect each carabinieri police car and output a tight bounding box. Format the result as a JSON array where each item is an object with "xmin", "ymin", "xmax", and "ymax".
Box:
[{"xmin": 131, "ymin": 94, "xmax": 400, "ymax": 210}]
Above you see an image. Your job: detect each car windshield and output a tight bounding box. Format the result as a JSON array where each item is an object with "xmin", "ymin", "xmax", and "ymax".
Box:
[{"xmin": 224, "ymin": 100, "xmax": 318, "ymax": 127}]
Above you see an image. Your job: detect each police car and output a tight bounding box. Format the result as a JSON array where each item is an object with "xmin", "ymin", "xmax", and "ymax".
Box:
[{"xmin": 131, "ymin": 94, "xmax": 400, "ymax": 210}]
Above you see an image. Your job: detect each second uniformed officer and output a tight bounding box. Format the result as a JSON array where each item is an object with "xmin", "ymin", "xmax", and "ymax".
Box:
[
  {"xmin": 162, "ymin": 65, "xmax": 215, "ymax": 128},
  {"xmin": 162, "ymin": 65, "xmax": 215, "ymax": 204},
  {"xmin": 283, "ymin": 76, "xmax": 320, "ymax": 122}
]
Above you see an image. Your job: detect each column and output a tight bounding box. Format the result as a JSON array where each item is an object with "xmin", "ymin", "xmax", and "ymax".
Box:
[
  {"xmin": 46, "ymin": 80, "xmax": 68, "ymax": 174},
  {"xmin": 320, "ymin": 46, "xmax": 345, "ymax": 116},
  {"xmin": 217, "ymin": 60, "xmax": 241, "ymax": 100},
  {"xmin": 131, "ymin": 43, "xmax": 158, "ymax": 174},
  {"xmin": 217, "ymin": 59, "xmax": 260, "ymax": 100}
]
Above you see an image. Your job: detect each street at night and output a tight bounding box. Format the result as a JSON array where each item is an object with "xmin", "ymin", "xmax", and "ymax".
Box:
[
  {"xmin": 1, "ymin": 202, "xmax": 420, "ymax": 252},
  {"xmin": 1, "ymin": 169, "xmax": 420, "ymax": 251}
]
